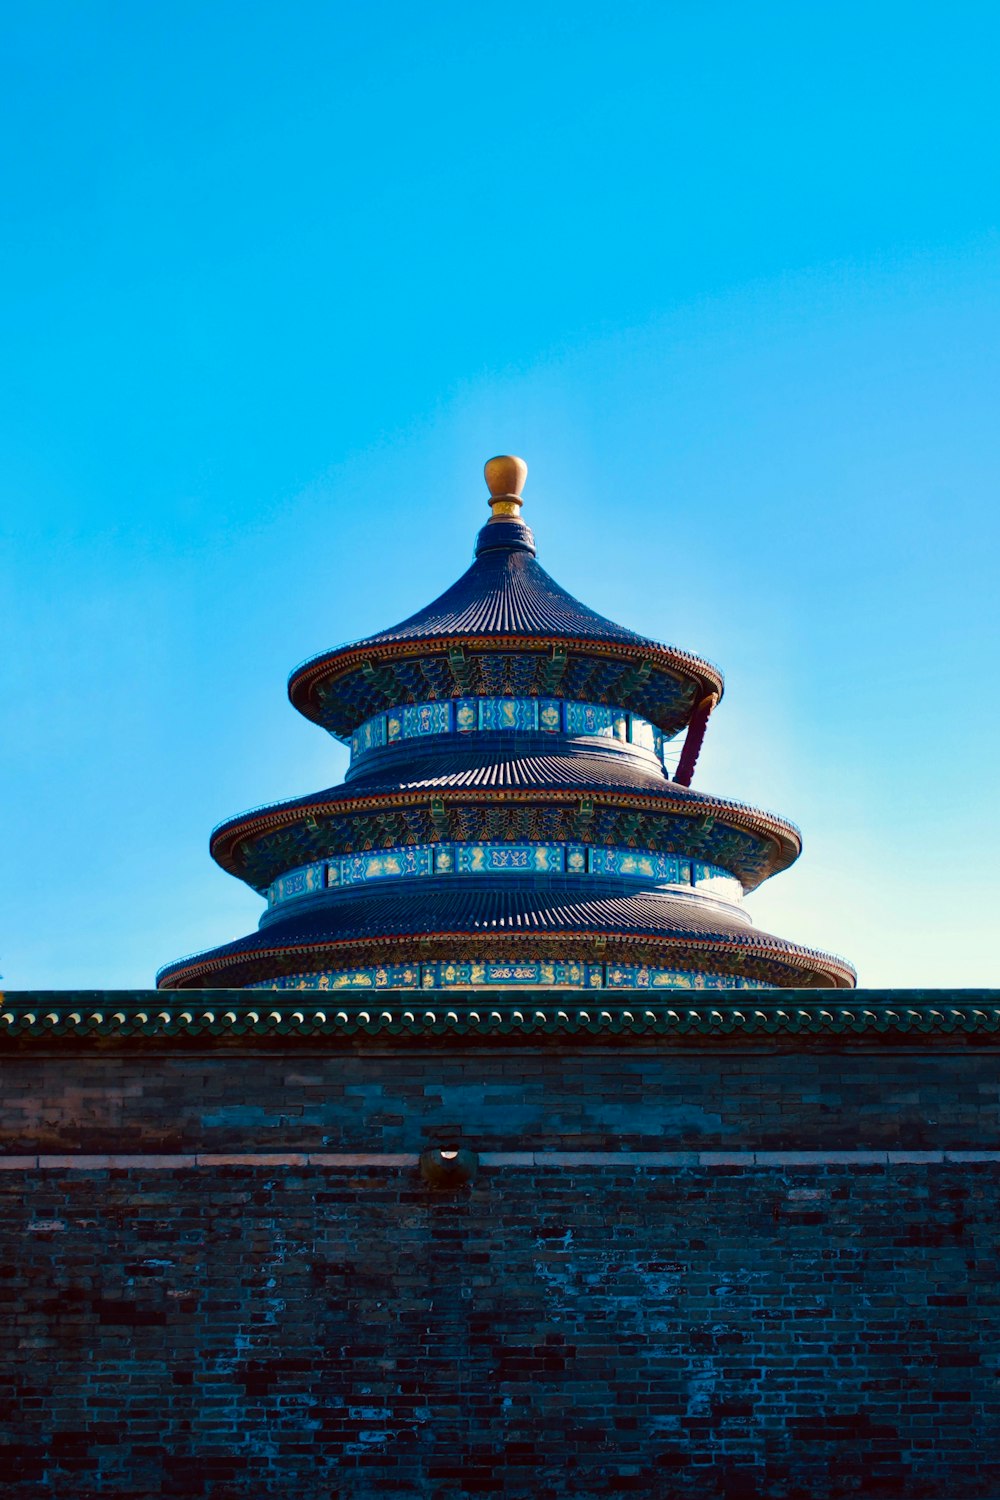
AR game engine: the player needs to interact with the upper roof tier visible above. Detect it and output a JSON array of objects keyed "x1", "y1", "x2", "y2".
[{"x1": 288, "y1": 457, "x2": 723, "y2": 740}]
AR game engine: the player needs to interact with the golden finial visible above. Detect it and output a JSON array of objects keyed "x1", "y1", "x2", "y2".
[{"x1": 484, "y1": 454, "x2": 528, "y2": 520}]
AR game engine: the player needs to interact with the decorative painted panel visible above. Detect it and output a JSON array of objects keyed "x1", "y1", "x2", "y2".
[
  {"x1": 425, "y1": 961, "x2": 599, "y2": 989},
  {"x1": 351, "y1": 714, "x2": 386, "y2": 759},
  {"x1": 481, "y1": 961, "x2": 585, "y2": 987},
  {"x1": 423, "y1": 962, "x2": 480, "y2": 988},
  {"x1": 538, "y1": 698, "x2": 563, "y2": 733},
  {"x1": 564, "y1": 701, "x2": 616, "y2": 738},
  {"x1": 477, "y1": 696, "x2": 538, "y2": 731},
  {"x1": 604, "y1": 965, "x2": 762, "y2": 991},
  {"x1": 261, "y1": 964, "x2": 421, "y2": 991},
  {"x1": 347, "y1": 695, "x2": 672, "y2": 763},
  {"x1": 251, "y1": 963, "x2": 771, "y2": 992},
  {"x1": 455, "y1": 842, "x2": 563, "y2": 874},
  {"x1": 589, "y1": 848, "x2": 688, "y2": 884},
  {"x1": 564, "y1": 844, "x2": 588, "y2": 874},
  {"x1": 331, "y1": 847, "x2": 433, "y2": 887},
  {"x1": 267, "y1": 862, "x2": 326, "y2": 908},
  {"x1": 401, "y1": 701, "x2": 451, "y2": 738},
  {"x1": 270, "y1": 846, "x2": 741, "y2": 907},
  {"x1": 454, "y1": 698, "x2": 479, "y2": 733}
]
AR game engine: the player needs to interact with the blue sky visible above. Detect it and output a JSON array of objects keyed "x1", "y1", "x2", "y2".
[{"x1": 2, "y1": 1, "x2": 998, "y2": 990}]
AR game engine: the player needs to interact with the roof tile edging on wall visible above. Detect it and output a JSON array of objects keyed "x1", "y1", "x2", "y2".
[{"x1": 2, "y1": 989, "x2": 1000, "y2": 1042}]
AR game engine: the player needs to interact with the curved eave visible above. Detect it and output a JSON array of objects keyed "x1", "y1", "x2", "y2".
[
  {"x1": 287, "y1": 631, "x2": 724, "y2": 733},
  {"x1": 209, "y1": 781, "x2": 802, "y2": 892},
  {"x1": 157, "y1": 928, "x2": 854, "y2": 993}
]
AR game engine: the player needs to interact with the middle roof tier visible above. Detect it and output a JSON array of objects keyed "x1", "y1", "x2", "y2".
[{"x1": 210, "y1": 734, "x2": 801, "y2": 896}]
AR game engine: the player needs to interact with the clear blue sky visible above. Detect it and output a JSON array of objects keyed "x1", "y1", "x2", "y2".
[{"x1": 2, "y1": 1, "x2": 998, "y2": 990}]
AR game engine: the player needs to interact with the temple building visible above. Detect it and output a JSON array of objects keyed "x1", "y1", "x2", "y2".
[
  {"x1": 11, "y1": 457, "x2": 1000, "y2": 1500},
  {"x1": 157, "y1": 456, "x2": 853, "y2": 994}
]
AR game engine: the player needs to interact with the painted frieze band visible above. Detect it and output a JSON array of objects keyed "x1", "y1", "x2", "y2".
[
  {"x1": 348, "y1": 696, "x2": 667, "y2": 763},
  {"x1": 249, "y1": 961, "x2": 770, "y2": 992},
  {"x1": 267, "y1": 844, "x2": 743, "y2": 909}
]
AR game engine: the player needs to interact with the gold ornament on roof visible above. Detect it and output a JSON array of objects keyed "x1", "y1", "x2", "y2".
[{"x1": 484, "y1": 454, "x2": 527, "y2": 519}]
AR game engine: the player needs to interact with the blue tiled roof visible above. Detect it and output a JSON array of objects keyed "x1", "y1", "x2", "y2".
[
  {"x1": 344, "y1": 741, "x2": 675, "y2": 794},
  {"x1": 156, "y1": 882, "x2": 853, "y2": 990},
  {"x1": 287, "y1": 528, "x2": 724, "y2": 739},
  {"x1": 208, "y1": 738, "x2": 802, "y2": 898},
  {"x1": 212, "y1": 740, "x2": 798, "y2": 831},
  {"x1": 345, "y1": 547, "x2": 662, "y2": 649}
]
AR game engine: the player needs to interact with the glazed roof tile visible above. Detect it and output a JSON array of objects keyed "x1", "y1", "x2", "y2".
[
  {"x1": 209, "y1": 742, "x2": 802, "y2": 893},
  {"x1": 342, "y1": 548, "x2": 663, "y2": 649},
  {"x1": 346, "y1": 742, "x2": 679, "y2": 794},
  {"x1": 156, "y1": 883, "x2": 853, "y2": 989},
  {"x1": 213, "y1": 743, "x2": 799, "y2": 832},
  {"x1": 236, "y1": 885, "x2": 757, "y2": 945},
  {"x1": 4, "y1": 991, "x2": 997, "y2": 1043},
  {"x1": 287, "y1": 540, "x2": 723, "y2": 736}
]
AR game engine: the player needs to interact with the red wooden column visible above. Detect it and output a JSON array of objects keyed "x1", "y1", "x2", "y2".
[{"x1": 673, "y1": 692, "x2": 719, "y2": 787}]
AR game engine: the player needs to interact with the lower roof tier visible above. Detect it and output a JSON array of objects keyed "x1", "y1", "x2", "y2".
[
  {"x1": 156, "y1": 881, "x2": 855, "y2": 990},
  {"x1": 211, "y1": 740, "x2": 801, "y2": 895}
]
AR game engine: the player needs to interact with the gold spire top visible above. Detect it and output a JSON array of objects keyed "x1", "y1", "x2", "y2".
[{"x1": 484, "y1": 454, "x2": 528, "y2": 520}]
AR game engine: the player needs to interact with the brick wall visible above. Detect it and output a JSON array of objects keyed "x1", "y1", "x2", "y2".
[{"x1": 1, "y1": 989, "x2": 999, "y2": 1498}]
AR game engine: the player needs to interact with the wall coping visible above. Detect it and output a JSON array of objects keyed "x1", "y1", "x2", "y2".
[{"x1": 1, "y1": 988, "x2": 999, "y2": 1047}]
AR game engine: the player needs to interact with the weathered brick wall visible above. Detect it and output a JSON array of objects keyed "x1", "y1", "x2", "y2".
[
  {"x1": 1, "y1": 989, "x2": 999, "y2": 1498},
  {"x1": 3, "y1": 1035, "x2": 1000, "y2": 1156}
]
